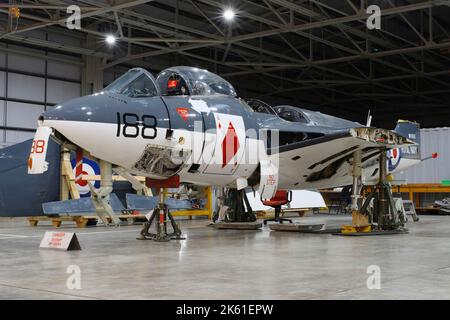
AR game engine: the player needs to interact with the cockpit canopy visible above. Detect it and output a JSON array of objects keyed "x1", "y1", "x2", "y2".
[
  {"x1": 156, "y1": 66, "x2": 236, "y2": 97},
  {"x1": 246, "y1": 99, "x2": 310, "y2": 124},
  {"x1": 274, "y1": 105, "x2": 309, "y2": 123},
  {"x1": 103, "y1": 66, "x2": 236, "y2": 98},
  {"x1": 103, "y1": 68, "x2": 159, "y2": 98}
]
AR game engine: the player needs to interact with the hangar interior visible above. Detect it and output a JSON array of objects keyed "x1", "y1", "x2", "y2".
[{"x1": 1, "y1": 0, "x2": 450, "y2": 300}]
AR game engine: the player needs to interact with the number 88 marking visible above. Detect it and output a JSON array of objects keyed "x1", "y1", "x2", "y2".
[{"x1": 31, "y1": 140, "x2": 46, "y2": 154}]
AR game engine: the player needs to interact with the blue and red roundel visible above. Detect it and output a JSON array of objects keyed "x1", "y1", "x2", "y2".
[
  {"x1": 70, "y1": 157, "x2": 100, "y2": 197},
  {"x1": 388, "y1": 148, "x2": 402, "y2": 171}
]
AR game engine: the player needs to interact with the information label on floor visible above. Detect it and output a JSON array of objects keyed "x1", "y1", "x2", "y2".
[{"x1": 39, "y1": 231, "x2": 81, "y2": 251}]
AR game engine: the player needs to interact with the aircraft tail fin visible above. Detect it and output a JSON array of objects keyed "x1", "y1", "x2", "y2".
[{"x1": 394, "y1": 120, "x2": 421, "y2": 159}]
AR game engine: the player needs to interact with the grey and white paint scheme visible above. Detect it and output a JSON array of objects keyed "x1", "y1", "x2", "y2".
[{"x1": 28, "y1": 66, "x2": 419, "y2": 199}]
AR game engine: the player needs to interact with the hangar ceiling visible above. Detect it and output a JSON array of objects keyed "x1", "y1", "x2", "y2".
[{"x1": 1, "y1": 0, "x2": 450, "y2": 128}]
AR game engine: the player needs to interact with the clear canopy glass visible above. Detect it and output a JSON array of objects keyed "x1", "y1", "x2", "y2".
[
  {"x1": 120, "y1": 74, "x2": 158, "y2": 98},
  {"x1": 103, "y1": 69, "x2": 142, "y2": 93},
  {"x1": 103, "y1": 68, "x2": 158, "y2": 98},
  {"x1": 103, "y1": 66, "x2": 236, "y2": 98},
  {"x1": 156, "y1": 66, "x2": 237, "y2": 97}
]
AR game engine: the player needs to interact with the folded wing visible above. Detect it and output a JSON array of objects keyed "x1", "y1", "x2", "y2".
[{"x1": 274, "y1": 127, "x2": 413, "y2": 190}]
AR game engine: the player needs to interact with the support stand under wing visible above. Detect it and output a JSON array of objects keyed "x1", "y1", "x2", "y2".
[
  {"x1": 359, "y1": 148, "x2": 407, "y2": 231},
  {"x1": 224, "y1": 189, "x2": 256, "y2": 223},
  {"x1": 340, "y1": 147, "x2": 407, "y2": 235},
  {"x1": 89, "y1": 160, "x2": 121, "y2": 226},
  {"x1": 213, "y1": 189, "x2": 262, "y2": 230}
]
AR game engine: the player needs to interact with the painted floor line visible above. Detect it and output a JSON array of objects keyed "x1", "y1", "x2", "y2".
[
  {"x1": 0, "y1": 233, "x2": 30, "y2": 238},
  {"x1": 0, "y1": 222, "x2": 210, "y2": 240},
  {"x1": 0, "y1": 283, "x2": 102, "y2": 300}
]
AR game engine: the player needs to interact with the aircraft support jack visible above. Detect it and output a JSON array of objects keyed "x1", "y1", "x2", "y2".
[
  {"x1": 138, "y1": 189, "x2": 185, "y2": 242},
  {"x1": 339, "y1": 148, "x2": 407, "y2": 235},
  {"x1": 360, "y1": 148, "x2": 407, "y2": 231},
  {"x1": 224, "y1": 189, "x2": 257, "y2": 222},
  {"x1": 213, "y1": 189, "x2": 262, "y2": 230}
]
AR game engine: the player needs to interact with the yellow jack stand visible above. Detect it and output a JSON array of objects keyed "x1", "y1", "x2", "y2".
[
  {"x1": 336, "y1": 147, "x2": 408, "y2": 236},
  {"x1": 341, "y1": 211, "x2": 372, "y2": 234}
]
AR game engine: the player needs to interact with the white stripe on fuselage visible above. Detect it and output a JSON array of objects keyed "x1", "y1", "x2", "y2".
[
  {"x1": 43, "y1": 119, "x2": 260, "y2": 186},
  {"x1": 42, "y1": 119, "x2": 421, "y2": 189},
  {"x1": 45, "y1": 120, "x2": 167, "y2": 173}
]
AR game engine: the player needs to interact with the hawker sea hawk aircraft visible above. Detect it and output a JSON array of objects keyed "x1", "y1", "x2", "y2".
[{"x1": 28, "y1": 66, "x2": 418, "y2": 200}]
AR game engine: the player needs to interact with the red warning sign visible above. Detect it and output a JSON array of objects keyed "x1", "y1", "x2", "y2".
[{"x1": 40, "y1": 231, "x2": 81, "y2": 251}]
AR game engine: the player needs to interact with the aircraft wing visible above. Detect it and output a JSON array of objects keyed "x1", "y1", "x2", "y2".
[{"x1": 272, "y1": 127, "x2": 413, "y2": 190}]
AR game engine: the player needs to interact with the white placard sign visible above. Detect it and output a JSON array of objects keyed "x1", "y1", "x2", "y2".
[{"x1": 39, "y1": 231, "x2": 81, "y2": 251}]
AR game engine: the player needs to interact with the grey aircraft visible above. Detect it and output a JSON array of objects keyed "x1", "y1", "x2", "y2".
[{"x1": 28, "y1": 66, "x2": 418, "y2": 200}]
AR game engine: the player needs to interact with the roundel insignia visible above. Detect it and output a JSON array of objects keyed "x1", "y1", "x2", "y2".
[
  {"x1": 388, "y1": 148, "x2": 402, "y2": 171},
  {"x1": 71, "y1": 157, "x2": 100, "y2": 197}
]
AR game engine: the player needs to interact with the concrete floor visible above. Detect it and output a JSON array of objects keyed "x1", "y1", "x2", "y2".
[{"x1": 1, "y1": 214, "x2": 450, "y2": 300}]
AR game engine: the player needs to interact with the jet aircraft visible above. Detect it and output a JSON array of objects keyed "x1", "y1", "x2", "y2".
[{"x1": 28, "y1": 66, "x2": 417, "y2": 200}]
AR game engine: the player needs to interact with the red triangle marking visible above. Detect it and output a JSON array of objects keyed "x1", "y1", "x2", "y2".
[{"x1": 221, "y1": 121, "x2": 240, "y2": 168}]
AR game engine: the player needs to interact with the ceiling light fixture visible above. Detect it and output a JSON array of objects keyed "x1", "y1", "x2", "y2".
[
  {"x1": 223, "y1": 8, "x2": 235, "y2": 21},
  {"x1": 106, "y1": 34, "x2": 117, "y2": 45}
]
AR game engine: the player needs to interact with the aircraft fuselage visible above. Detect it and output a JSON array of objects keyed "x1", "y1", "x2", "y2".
[{"x1": 30, "y1": 67, "x2": 417, "y2": 196}]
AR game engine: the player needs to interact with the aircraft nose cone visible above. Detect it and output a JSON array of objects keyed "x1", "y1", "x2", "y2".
[
  {"x1": 40, "y1": 93, "x2": 118, "y2": 127},
  {"x1": 40, "y1": 96, "x2": 98, "y2": 124},
  {"x1": 42, "y1": 104, "x2": 64, "y2": 122}
]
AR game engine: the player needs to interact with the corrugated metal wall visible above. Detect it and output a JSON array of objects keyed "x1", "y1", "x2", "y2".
[
  {"x1": 0, "y1": 32, "x2": 82, "y2": 147},
  {"x1": 395, "y1": 127, "x2": 450, "y2": 183}
]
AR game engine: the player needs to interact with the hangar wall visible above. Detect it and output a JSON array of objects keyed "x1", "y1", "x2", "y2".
[
  {"x1": 394, "y1": 127, "x2": 450, "y2": 184},
  {"x1": 0, "y1": 34, "x2": 82, "y2": 147}
]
